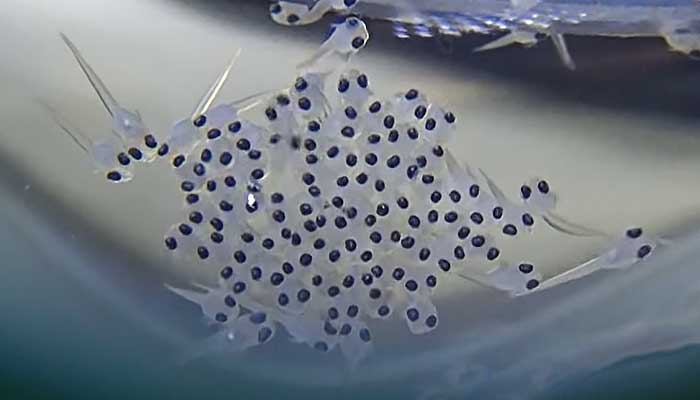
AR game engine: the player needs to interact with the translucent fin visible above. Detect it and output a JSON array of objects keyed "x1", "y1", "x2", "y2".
[
  {"x1": 176, "y1": 329, "x2": 230, "y2": 366},
  {"x1": 297, "y1": 47, "x2": 339, "y2": 72},
  {"x1": 473, "y1": 30, "x2": 538, "y2": 52},
  {"x1": 534, "y1": 256, "x2": 605, "y2": 292},
  {"x1": 478, "y1": 168, "x2": 511, "y2": 205},
  {"x1": 192, "y1": 49, "x2": 242, "y2": 119},
  {"x1": 454, "y1": 271, "x2": 504, "y2": 292},
  {"x1": 542, "y1": 212, "x2": 607, "y2": 238},
  {"x1": 37, "y1": 99, "x2": 90, "y2": 153},
  {"x1": 550, "y1": 32, "x2": 576, "y2": 71},
  {"x1": 444, "y1": 149, "x2": 479, "y2": 187},
  {"x1": 165, "y1": 283, "x2": 210, "y2": 305},
  {"x1": 510, "y1": 0, "x2": 539, "y2": 14},
  {"x1": 60, "y1": 33, "x2": 119, "y2": 117},
  {"x1": 230, "y1": 90, "x2": 276, "y2": 112}
]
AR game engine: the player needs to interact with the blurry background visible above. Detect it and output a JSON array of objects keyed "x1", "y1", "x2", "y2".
[{"x1": 1, "y1": 0, "x2": 700, "y2": 398}]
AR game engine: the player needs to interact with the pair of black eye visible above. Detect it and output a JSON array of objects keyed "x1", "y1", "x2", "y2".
[
  {"x1": 521, "y1": 180, "x2": 550, "y2": 198},
  {"x1": 338, "y1": 73, "x2": 368, "y2": 92}
]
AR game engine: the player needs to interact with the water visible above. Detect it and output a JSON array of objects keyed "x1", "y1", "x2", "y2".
[{"x1": 1, "y1": 0, "x2": 700, "y2": 399}]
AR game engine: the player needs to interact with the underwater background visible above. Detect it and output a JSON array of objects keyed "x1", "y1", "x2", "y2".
[{"x1": 2, "y1": 0, "x2": 700, "y2": 399}]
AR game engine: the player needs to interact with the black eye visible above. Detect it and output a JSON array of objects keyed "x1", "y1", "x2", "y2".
[
  {"x1": 388, "y1": 130, "x2": 399, "y2": 142},
  {"x1": 144, "y1": 134, "x2": 158, "y2": 148},
  {"x1": 637, "y1": 244, "x2": 652, "y2": 258},
  {"x1": 383, "y1": 115, "x2": 395, "y2": 129},
  {"x1": 406, "y1": 308, "x2": 419, "y2": 321},
  {"x1": 117, "y1": 152, "x2": 130, "y2": 166},
  {"x1": 128, "y1": 147, "x2": 142, "y2": 160},
  {"x1": 387, "y1": 155, "x2": 400, "y2": 168},
  {"x1": 357, "y1": 73, "x2": 368, "y2": 88},
  {"x1": 276, "y1": 94, "x2": 290, "y2": 106},
  {"x1": 338, "y1": 78, "x2": 350, "y2": 93},
  {"x1": 503, "y1": 224, "x2": 518, "y2": 236},
  {"x1": 200, "y1": 149, "x2": 212, "y2": 162},
  {"x1": 157, "y1": 143, "x2": 169, "y2": 157},
  {"x1": 326, "y1": 146, "x2": 339, "y2": 158},
  {"x1": 526, "y1": 279, "x2": 540, "y2": 290},
  {"x1": 414, "y1": 105, "x2": 427, "y2": 119},
  {"x1": 537, "y1": 180, "x2": 550, "y2": 194},
  {"x1": 298, "y1": 97, "x2": 311, "y2": 110},
  {"x1": 265, "y1": 107, "x2": 277, "y2": 121},
  {"x1": 345, "y1": 106, "x2": 357, "y2": 119},
  {"x1": 345, "y1": 154, "x2": 357, "y2": 167},
  {"x1": 193, "y1": 163, "x2": 206, "y2": 176},
  {"x1": 197, "y1": 247, "x2": 209, "y2": 260},
  {"x1": 294, "y1": 77, "x2": 308, "y2": 92},
  {"x1": 367, "y1": 134, "x2": 381, "y2": 144},
  {"x1": 626, "y1": 228, "x2": 643, "y2": 239},
  {"x1": 492, "y1": 207, "x2": 503, "y2": 219},
  {"x1": 520, "y1": 185, "x2": 532, "y2": 199},
  {"x1": 286, "y1": 14, "x2": 300, "y2": 24},
  {"x1": 469, "y1": 184, "x2": 480, "y2": 198},
  {"x1": 405, "y1": 89, "x2": 418, "y2": 100},
  {"x1": 236, "y1": 138, "x2": 251, "y2": 151},
  {"x1": 308, "y1": 120, "x2": 321, "y2": 132},
  {"x1": 457, "y1": 226, "x2": 470, "y2": 239},
  {"x1": 396, "y1": 196, "x2": 409, "y2": 209},
  {"x1": 486, "y1": 247, "x2": 500, "y2": 261},
  {"x1": 228, "y1": 121, "x2": 241, "y2": 133},
  {"x1": 471, "y1": 235, "x2": 485, "y2": 248},
  {"x1": 290, "y1": 136, "x2": 301, "y2": 150},
  {"x1": 219, "y1": 152, "x2": 232, "y2": 165},
  {"x1": 341, "y1": 126, "x2": 355, "y2": 138},
  {"x1": 518, "y1": 263, "x2": 534, "y2": 274},
  {"x1": 406, "y1": 165, "x2": 419, "y2": 180},
  {"x1": 193, "y1": 115, "x2": 206, "y2": 127},
  {"x1": 469, "y1": 212, "x2": 483, "y2": 224},
  {"x1": 164, "y1": 237, "x2": 177, "y2": 250},
  {"x1": 364, "y1": 153, "x2": 377, "y2": 166}
]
